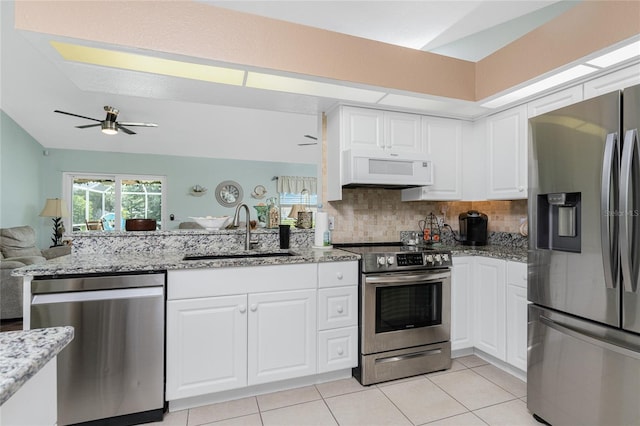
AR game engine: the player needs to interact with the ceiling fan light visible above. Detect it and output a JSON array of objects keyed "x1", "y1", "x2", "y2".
[{"x1": 101, "y1": 121, "x2": 117, "y2": 135}]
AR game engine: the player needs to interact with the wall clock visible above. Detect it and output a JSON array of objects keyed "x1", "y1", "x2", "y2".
[{"x1": 215, "y1": 180, "x2": 243, "y2": 207}]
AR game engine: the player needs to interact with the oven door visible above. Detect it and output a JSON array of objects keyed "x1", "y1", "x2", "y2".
[{"x1": 361, "y1": 269, "x2": 451, "y2": 354}]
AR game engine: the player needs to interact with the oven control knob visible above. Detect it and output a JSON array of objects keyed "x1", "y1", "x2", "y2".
[
  {"x1": 435, "y1": 254, "x2": 442, "y2": 264},
  {"x1": 426, "y1": 254, "x2": 434, "y2": 264},
  {"x1": 443, "y1": 253, "x2": 450, "y2": 262},
  {"x1": 377, "y1": 256, "x2": 387, "y2": 267},
  {"x1": 387, "y1": 256, "x2": 395, "y2": 265}
]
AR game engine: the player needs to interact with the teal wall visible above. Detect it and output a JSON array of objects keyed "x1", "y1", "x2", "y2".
[
  {"x1": 2, "y1": 110, "x2": 315, "y2": 248},
  {"x1": 0, "y1": 111, "x2": 44, "y2": 232}
]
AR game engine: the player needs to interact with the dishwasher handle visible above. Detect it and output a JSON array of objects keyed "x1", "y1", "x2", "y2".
[{"x1": 32, "y1": 287, "x2": 164, "y2": 305}]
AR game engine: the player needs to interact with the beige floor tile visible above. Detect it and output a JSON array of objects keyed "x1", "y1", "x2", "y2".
[
  {"x1": 429, "y1": 370, "x2": 515, "y2": 411},
  {"x1": 472, "y1": 364, "x2": 527, "y2": 398},
  {"x1": 315, "y1": 377, "x2": 367, "y2": 398},
  {"x1": 375, "y1": 374, "x2": 423, "y2": 388},
  {"x1": 426, "y1": 359, "x2": 468, "y2": 377},
  {"x1": 205, "y1": 413, "x2": 263, "y2": 426},
  {"x1": 424, "y1": 412, "x2": 488, "y2": 426},
  {"x1": 325, "y1": 388, "x2": 412, "y2": 426},
  {"x1": 188, "y1": 397, "x2": 259, "y2": 426},
  {"x1": 261, "y1": 400, "x2": 337, "y2": 426},
  {"x1": 379, "y1": 377, "x2": 468, "y2": 424},
  {"x1": 455, "y1": 355, "x2": 489, "y2": 368},
  {"x1": 256, "y1": 385, "x2": 321, "y2": 411},
  {"x1": 473, "y1": 399, "x2": 539, "y2": 426},
  {"x1": 152, "y1": 410, "x2": 188, "y2": 425}
]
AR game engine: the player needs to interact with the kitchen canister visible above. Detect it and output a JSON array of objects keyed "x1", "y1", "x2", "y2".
[{"x1": 297, "y1": 211, "x2": 313, "y2": 229}]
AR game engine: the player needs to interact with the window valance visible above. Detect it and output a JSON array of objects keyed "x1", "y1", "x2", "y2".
[{"x1": 276, "y1": 176, "x2": 317, "y2": 195}]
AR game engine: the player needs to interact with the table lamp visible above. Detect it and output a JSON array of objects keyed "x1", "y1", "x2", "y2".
[{"x1": 39, "y1": 198, "x2": 69, "y2": 247}]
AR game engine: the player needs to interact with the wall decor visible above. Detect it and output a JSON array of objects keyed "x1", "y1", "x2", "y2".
[{"x1": 215, "y1": 180, "x2": 243, "y2": 207}]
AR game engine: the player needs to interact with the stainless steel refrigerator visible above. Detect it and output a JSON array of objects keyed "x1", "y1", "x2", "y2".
[{"x1": 528, "y1": 84, "x2": 640, "y2": 425}]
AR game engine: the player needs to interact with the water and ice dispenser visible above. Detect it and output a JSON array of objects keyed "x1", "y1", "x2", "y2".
[{"x1": 537, "y1": 192, "x2": 581, "y2": 253}]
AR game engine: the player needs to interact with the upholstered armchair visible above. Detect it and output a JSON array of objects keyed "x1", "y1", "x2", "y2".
[{"x1": 0, "y1": 226, "x2": 71, "y2": 319}]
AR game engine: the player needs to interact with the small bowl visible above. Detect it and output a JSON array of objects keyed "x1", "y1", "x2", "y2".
[
  {"x1": 125, "y1": 219, "x2": 157, "y2": 231},
  {"x1": 189, "y1": 216, "x2": 232, "y2": 230}
]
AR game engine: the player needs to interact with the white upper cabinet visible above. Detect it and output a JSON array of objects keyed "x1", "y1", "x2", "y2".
[
  {"x1": 485, "y1": 104, "x2": 528, "y2": 200},
  {"x1": 342, "y1": 107, "x2": 384, "y2": 150},
  {"x1": 583, "y1": 63, "x2": 640, "y2": 100},
  {"x1": 340, "y1": 106, "x2": 422, "y2": 154},
  {"x1": 401, "y1": 116, "x2": 463, "y2": 201},
  {"x1": 527, "y1": 86, "x2": 584, "y2": 118},
  {"x1": 383, "y1": 111, "x2": 423, "y2": 154}
]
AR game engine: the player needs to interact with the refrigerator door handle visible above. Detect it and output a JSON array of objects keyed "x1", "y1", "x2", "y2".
[
  {"x1": 601, "y1": 132, "x2": 619, "y2": 289},
  {"x1": 620, "y1": 128, "x2": 639, "y2": 293},
  {"x1": 540, "y1": 315, "x2": 640, "y2": 360}
]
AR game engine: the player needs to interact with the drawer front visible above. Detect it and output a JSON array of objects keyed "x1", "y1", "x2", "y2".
[
  {"x1": 507, "y1": 261, "x2": 527, "y2": 289},
  {"x1": 318, "y1": 261, "x2": 358, "y2": 288},
  {"x1": 318, "y1": 326, "x2": 358, "y2": 373},
  {"x1": 318, "y1": 286, "x2": 358, "y2": 330}
]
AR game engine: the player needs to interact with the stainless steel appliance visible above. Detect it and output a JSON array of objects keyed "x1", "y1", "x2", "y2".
[
  {"x1": 30, "y1": 272, "x2": 166, "y2": 425},
  {"x1": 528, "y1": 84, "x2": 640, "y2": 425},
  {"x1": 458, "y1": 210, "x2": 488, "y2": 246},
  {"x1": 336, "y1": 243, "x2": 452, "y2": 385}
]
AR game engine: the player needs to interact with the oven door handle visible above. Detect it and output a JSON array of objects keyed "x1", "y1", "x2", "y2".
[{"x1": 365, "y1": 271, "x2": 450, "y2": 285}]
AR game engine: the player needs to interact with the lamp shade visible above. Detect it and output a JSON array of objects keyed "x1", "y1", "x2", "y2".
[
  {"x1": 288, "y1": 204, "x2": 304, "y2": 219},
  {"x1": 39, "y1": 198, "x2": 69, "y2": 218}
]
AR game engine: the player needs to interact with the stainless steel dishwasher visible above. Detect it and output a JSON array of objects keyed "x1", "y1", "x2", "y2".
[{"x1": 30, "y1": 272, "x2": 165, "y2": 425}]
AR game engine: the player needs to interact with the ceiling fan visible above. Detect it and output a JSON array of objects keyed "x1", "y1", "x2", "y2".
[
  {"x1": 297, "y1": 134, "x2": 318, "y2": 146},
  {"x1": 54, "y1": 106, "x2": 158, "y2": 135}
]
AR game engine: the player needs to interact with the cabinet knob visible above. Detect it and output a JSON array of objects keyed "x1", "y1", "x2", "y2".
[
  {"x1": 250, "y1": 304, "x2": 258, "y2": 312},
  {"x1": 337, "y1": 347, "x2": 344, "y2": 356},
  {"x1": 519, "y1": 186, "x2": 525, "y2": 192},
  {"x1": 336, "y1": 272, "x2": 343, "y2": 280},
  {"x1": 336, "y1": 305, "x2": 344, "y2": 314},
  {"x1": 239, "y1": 305, "x2": 247, "y2": 313}
]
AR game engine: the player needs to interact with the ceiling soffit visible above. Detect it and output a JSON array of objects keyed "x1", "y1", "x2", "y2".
[{"x1": 14, "y1": 1, "x2": 640, "y2": 104}]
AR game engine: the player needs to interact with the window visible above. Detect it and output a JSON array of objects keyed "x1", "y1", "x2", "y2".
[
  {"x1": 63, "y1": 173, "x2": 166, "y2": 231},
  {"x1": 276, "y1": 176, "x2": 318, "y2": 226}
]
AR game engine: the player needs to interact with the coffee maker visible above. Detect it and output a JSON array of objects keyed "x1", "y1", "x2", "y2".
[{"x1": 458, "y1": 210, "x2": 488, "y2": 246}]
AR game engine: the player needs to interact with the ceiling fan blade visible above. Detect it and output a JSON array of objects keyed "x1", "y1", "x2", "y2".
[
  {"x1": 76, "y1": 123, "x2": 102, "y2": 129},
  {"x1": 297, "y1": 142, "x2": 318, "y2": 146},
  {"x1": 118, "y1": 122, "x2": 158, "y2": 127},
  {"x1": 54, "y1": 110, "x2": 102, "y2": 122},
  {"x1": 117, "y1": 124, "x2": 136, "y2": 135}
]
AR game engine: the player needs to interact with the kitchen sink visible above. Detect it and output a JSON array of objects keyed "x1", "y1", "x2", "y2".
[{"x1": 182, "y1": 252, "x2": 294, "y2": 261}]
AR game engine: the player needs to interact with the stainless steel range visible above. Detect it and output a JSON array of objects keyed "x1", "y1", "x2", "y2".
[{"x1": 336, "y1": 243, "x2": 452, "y2": 385}]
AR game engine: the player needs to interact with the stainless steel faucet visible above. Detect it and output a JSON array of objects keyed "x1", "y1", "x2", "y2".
[{"x1": 232, "y1": 203, "x2": 256, "y2": 250}]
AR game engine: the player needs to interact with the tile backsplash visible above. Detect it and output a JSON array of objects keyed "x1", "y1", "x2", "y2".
[{"x1": 324, "y1": 187, "x2": 527, "y2": 243}]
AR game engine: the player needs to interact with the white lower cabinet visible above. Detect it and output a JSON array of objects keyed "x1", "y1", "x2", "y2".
[
  {"x1": 166, "y1": 295, "x2": 247, "y2": 399},
  {"x1": 474, "y1": 257, "x2": 507, "y2": 359},
  {"x1": 317, "y1": 262, "x2": 359, "y2": 373},
  {"x1": 452, "y1": 256, "x2": 527, "y2": 372},
  {"x1": 506, "y1": 261, "x2": 529, "y2": 371},
  {"x1": 451, "y1": 256, "x2": 475, "y2": 350},
  {"x1": 248, "y1": 289, "x2": 317, "y2": 385},
  {"x1": 166, "y1": 261, "x2": 358, "y2": 402}
]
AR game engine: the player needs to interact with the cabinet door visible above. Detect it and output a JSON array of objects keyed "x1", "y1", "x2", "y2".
[
  {"x1": 506, "y1": 284, "x2": 528, "y2": 371},
  {"x1": 474, "y1": 258, "x2": 506, "y2": 360},
  {"x1": 486, "y1": 105, "x2": 527, "y2": 200},
  {"x1": 166, "y1": 295, "x2": 247, "y2": 400},
  {"x1": 248, "y1": 289, "x2": 317, "y2": 385},
  {"x1": 342, "y1": 106, "x2": 384, "y2": 150},
  {"x1": 451, "y1": 257, "x2": 475, "y2": 351},
  {"x1": 506, "y1": 261, "x2": 528, "y2": 371},
  {"x1": 318, "y1": 326, "x2": 358, "y2": 373},
  {"x1": 384, "y1": 111, "x2": 422, "y2": 153},
  {"x1": 422, "y1": 116, "x2": 463, "y2": 200}
]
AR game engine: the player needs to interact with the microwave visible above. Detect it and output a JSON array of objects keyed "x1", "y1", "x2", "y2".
[{"x1": 341, "y1": 149, "x2": 433, "y2": 188}]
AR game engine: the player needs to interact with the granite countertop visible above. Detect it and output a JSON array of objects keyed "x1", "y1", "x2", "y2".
[
  {"x1": 447, "y1": 244, "x2": 527, "y2": 263},
  {"x1": 0, "y1": 327, "x2": 74, "y2": 405},
  {"x1": 13, "y1": 248, "x2": 360, "y2": 277}
]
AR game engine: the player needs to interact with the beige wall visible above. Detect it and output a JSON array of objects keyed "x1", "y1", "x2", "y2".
[{"x1": 15, "y1": 1, "x2": 639, "y2": 102}]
